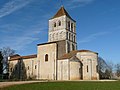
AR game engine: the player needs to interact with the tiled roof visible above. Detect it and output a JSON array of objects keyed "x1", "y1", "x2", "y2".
[
  {"x1": 58, "y1": 50, "x2": 77, "y2": 60},
  {"x1": 37, "y1": 40, "x2": 65, "y2": 46},
  {"x1": 58, "y1": 50, "x2": 98, "y2": 60},
  {"x1": 52, "y1": 6, "x2": 75, "y2": 21},
  {"x1": 9, "y1": 54, "x2": 37, "y2": 61}
]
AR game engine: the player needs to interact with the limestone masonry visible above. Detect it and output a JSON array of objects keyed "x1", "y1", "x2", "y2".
[{"x1": 8, "y1": 6, "x2": 99, "y2": 80}]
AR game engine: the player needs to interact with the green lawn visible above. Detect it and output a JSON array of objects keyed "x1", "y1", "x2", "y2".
[{"x1": 2, "y1": 81, "x2": 120, "y2": 90}]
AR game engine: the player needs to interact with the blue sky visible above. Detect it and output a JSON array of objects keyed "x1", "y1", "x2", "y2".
[{"x1": 0, "y1": 0, "x2": 120, "y2": 63}]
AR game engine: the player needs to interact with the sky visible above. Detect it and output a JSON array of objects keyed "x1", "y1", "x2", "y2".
[{"x1": 0, "y1": 0, "x2": 120, "y2": 64}]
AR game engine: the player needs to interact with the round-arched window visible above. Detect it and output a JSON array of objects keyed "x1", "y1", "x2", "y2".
[
  {"x1": 58, "y1": 21, "x2": 61, "y2": 26},
  {"x1": 54, "y1": 22, "x2": 56, "y2": 27},
  {"x1": 45, "y1": 54, "x2": 48, "y2": 62}
]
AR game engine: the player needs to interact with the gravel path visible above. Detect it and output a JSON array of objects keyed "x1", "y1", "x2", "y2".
[{"x1": 0, "y1": 81, "x2": 45, "y2": 88}]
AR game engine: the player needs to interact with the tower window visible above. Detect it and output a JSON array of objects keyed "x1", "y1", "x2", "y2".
[
  {"x1": 22, "y1": 66, "x2": 24, "y2": 70},
  {"x1": 35, "y1": 65, "x2": 37, "y2": 69},
  {"x1": 68, "y1": 21, "x2": 70, "y2": 30},
  {"x1": 69, "y1": 33, "x2": 71, "y2": 40},
  {"x1": 28, "y1": 66, "x2": 29, "y2": 70},
  {"x1": 74, "y1": 36, "x2": 75, "y2": 42},
  {"x1": 72, "y1": 44, "x2": 75, "y2": 50},
  {"x1": 67, "y1": 42, "x2": 70, "y2": 53},
  {"x1": 10, "y1": 68, "x2": 12, "y2": 72},
  {"x1": 54, "y1": 22, "x2": 56, "y2": 27},
  {"x1": 87, "y1": 65, "x2": 88, "y2": 72},
  {"x1": 15, "y1": 66, "x2": 17, "y2": 70},
  {"x1": 66, "y1": 32, "x2": 68, "y2": 39},
  {"x1": 71, "y1": 23, "x2": 73, "y2": 32},
  {"x1": 58, "y1": 21, "x2": 61, "y2": 26},
  {"x1": 45, "y1": 54, "x2": 48, "y2": 62},
  {"x1": 71, "y1": 34, "x2": 73, "y2": 41}
]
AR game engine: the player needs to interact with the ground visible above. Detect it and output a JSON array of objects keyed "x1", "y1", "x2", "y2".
[{"x1": 0, "y1": 80, "x2": 120, "y2": 90}]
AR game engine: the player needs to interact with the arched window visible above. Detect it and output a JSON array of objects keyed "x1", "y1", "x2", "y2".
[
  {"x1": 71, "y1": 23, "x2": 73, "y2": 32},
  {"x1": 35, "y1": 65, "x2": 37, "y2": 69},
  {"x1": 87, "y1": 65, "x2": 88, "y2": 72},
  {"x1": 71, "y1": 34, "x2": 73, "y2": 41},
  {"x1": 66, "y1": 32, "x2": 68, "y2": 39},
  {"x1": 68, "y1": 21, "x2": 70, "y2": 30},
  {"x1": 10, "y1": 68, "x2": 12, "y2": 72},
  {"x1": 54, "y1": 22, "x2": 56, "y2": 27},
  {"x1": 45, "y1": 54, "x2": 48, "y2": 62},
  {"x1": 58, "y1": 21, "x2": 61, "y2": 26},
  {"x1": 28, "y1": 66, "x2": 29, "y2": 70},
  {"x1": 74, "y1": 36, "x2": 75, "y2": 42},
  {"x1": 69, "y1": 33, "x2": 71, "y2": 40},
  {"x1": 72, "y1": 44, "x2": 75, "y2": 50},
  {"x1": 67, "y1": 42, "x2": 70, "y2": 53}
]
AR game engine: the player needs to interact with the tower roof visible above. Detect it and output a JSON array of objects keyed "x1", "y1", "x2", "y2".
[{"x1": 52, "y1": 6, "x2": 75, "y2": 21}]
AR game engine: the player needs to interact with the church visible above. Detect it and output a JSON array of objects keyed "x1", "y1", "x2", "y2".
[{"x1": 8, "y1": 6, "x2": 99, "y2": 80}]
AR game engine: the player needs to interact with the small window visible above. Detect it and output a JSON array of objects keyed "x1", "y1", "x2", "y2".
[
  {"x1": 74, "y1": 36, "x2": 75, "y2": 42},
  {"x1": 15, "y1": 66, "x2": 17, "y2": 70},
  {"x1": 10, "y1": 68, "x2": 12, "y2": 72},
  {"x1": 22, "y1": 66, "x2": 24, "y2": 70},
  {"x1": 45, "y1": 54, "x2": 48, "y2": 62},
  {"x1": 69, "y1": 33, "x2": 71, "y2": 40},
  {"x1": 54, "y1": 23, "x2": 56, "y2": 27},
  {"x1": 66, "y1": 32, "x2": 68, "y2": 39},
  {"x1": 87, "y1": 65, "x2": 88, "y2": 72},
  {"x1": 67, "y1": 42, "x2": 70, "y2": 53},
  {"x1": 35, "y1": 65, "x2": 37, "y2": 69},
  {"x1": 72, "y1": 44, "x2": 75, "y2": 50},
  {"x1": 58, "y1": 21, "x2": 61, "y2": 26},
  {"x1": 28, "y1": 66, "x2": 29, "y2": 70},
  {"x1": 71, "y1": 23, "x2": 73, "y2": 32},
  {"x1": 68, "y1": 21, "x2": 70, "y2": 30}
]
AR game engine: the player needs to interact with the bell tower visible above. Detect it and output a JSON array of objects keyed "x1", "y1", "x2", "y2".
[{"x1": 48, "y1": 6, "x2": 77, "y2": 53}]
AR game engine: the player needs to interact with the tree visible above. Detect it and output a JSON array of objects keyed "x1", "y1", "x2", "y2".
[
  {"x1": 115, "y1": 63, "x2": 120, "y2": 77},
  {"x1": 1, "y1": 47, "x2": 15, "y2": 74},
  {"x1": 98, "y1": 57, "x2": 114, "y2": 79},
  {"x1": 107, "y1": 61, "x2": 114, "y2": 79},
  {"x1": 0, "y1": 51, "x2": 3, "y2": 74},
  {"x1": 98, "y1": 57, "x2": 108, "y2": 79}
]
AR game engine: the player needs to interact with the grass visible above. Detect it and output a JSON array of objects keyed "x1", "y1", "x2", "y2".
[{"x1": 2, "y1": 81, "x2": 120, "y2": 90}]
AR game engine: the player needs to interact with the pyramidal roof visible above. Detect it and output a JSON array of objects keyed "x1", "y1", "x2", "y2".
[{"x1": 52, "y1": 6, "x2": 74, "y2": 21}]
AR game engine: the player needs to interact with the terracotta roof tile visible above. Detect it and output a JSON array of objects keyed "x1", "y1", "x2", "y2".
[
  {"x1": 58, "y1": 50, "x2": 98, "y2": 60},
  {"x1": 9, "y1": 54, "x2": 37, "y2": 61}
]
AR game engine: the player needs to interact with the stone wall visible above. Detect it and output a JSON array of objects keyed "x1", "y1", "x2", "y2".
[
  {"x1": 56, "y1": 40, "x2": 66, "y2": 59},
  {"x1": 9, "y1": 57, "x2": 37, "y2": 80},
  {"x1": 37, "y1": 43, "x2": 57, "y2": 80},
  {"x1": 57, "y1": 59, "x2": 69, "y2": 80},
  {"x1": 76, "y1": 52, "x2": 99, "y2": 80},
  {"x1": 57, "y1": 58, "x2": 81, "y2": 80}
]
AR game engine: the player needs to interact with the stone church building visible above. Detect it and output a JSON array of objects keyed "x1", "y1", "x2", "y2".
[{"x1": 8, "y1": 6, "x2": 99, "y2": 80}]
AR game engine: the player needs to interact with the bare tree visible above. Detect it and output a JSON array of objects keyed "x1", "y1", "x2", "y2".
[
  {"x1": 115, "y1": 63, "x2": 120, "y2": 77},
  {"x1": 98, "y1": 57, "x2": 114, "y2": 79},
  {"x1": 98, "y1": 57, "x2": 108, "y2": 79},
  {"x1": 1, "y1": 47, "x2": 15, "y2": 74},
  {"x1": 0, "y1": 51, "x2": 3, "y2": 74},
  {"x1": 106, "y1": 61, "x2": 114, "y2": 79}
]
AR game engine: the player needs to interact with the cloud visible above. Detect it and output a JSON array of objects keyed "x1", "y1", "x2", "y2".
[
  {"x1": 66, "y1": 0, "x2": 95, "y2": 9},
  {"x1": 0, "y1": 0, "x2": 33, "y2": 18},
  {"x1": 78, "y1": 32, "x2": 110, "y2": 43},
  {"x1": 0, "y1": 18, "x2": 48, "y2": 51}
]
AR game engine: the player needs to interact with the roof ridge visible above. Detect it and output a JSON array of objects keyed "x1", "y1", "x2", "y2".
[{"x1": 52, "y1": 6, "x2": 73, "y2": 20}]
